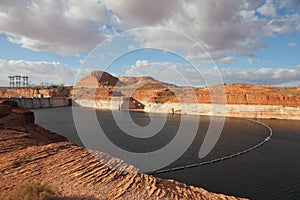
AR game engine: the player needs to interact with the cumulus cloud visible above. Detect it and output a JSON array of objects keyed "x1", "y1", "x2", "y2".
[
  {"x1": 278, "y1": 0, "x2": 300, "y2": 10},
  {"x1": 266, "y1": 13, "x2": 300, "y2": 35},
  {"x1": 100, "y1": 0, "x2": 182, "y2": 25},
  {"x1": 248, "y1": 58, "x2": 254, "y2": 65},
  {"x1": 102, "y1": 0, "x2": 299, "y2": 61},
  {"x1": 288, "y1": 42, "x2": 297, "y2": 47},
  {"x1": 257, "y1": 0, "x2": 277, "y2": 17},
  {"x1": 0, "y1": 0, "x2": 299, "y2": 63},
  {"x1": 219, "y1": 57, "x2": 236, "y2": 64},
  {"x1": 124, "y1": 60, "x2": 300, "y2": 87},
  {"x1": 123, "y1": 60, "x2": 208, "y2": 86},
  {"x1": 243, "y1": 0, "x2": 264, "y2": 9},
  {"x1": 0, "y1": 0, "x2": 119, "y2": 55},
  {"x1": 220, "y1": 66, "x2": 300, "y2": 86},
  {"x1": 0, "y1": 60, "x2": 77, "y2": 86}
]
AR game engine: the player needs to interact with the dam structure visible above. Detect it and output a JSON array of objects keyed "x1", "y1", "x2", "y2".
[
  {"x1": 0, "y1": 97, "x2": 70, "y2": 109},
  {"x1": 0, "y1": 84, "x2": 71, "y2": 109}
]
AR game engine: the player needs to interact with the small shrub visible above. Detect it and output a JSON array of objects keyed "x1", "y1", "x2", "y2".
[{"x1": 3, "y1": 182, "x2": 57, "y2": 200}]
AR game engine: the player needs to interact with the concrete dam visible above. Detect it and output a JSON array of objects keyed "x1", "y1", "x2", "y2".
[{"x1": 0, "y1": 97, "x2": 71, "y2": 109}]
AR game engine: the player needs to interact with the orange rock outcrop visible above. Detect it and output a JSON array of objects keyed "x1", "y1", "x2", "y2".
[{"x1": 74, "y1": 71, "x2": 300, "y2": 107}]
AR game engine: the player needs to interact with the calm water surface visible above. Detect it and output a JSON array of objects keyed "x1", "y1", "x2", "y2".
[{"x1": 33, "y1": 107, "x2": 300, "y2": 200}]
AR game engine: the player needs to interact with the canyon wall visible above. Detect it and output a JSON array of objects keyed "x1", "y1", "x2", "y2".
[
  {"x1": 143, "y1": 103, "x2": 300, "y2": 120},
  {"x1": 130, "y1": 84, "x2": 300, "y2": 106},
  {"x1": 135, "y1": 84, "x2": 300, "y2": 120},
  {"x1": 78, "y1": 99, "x2": 300, "y2": 120},
  {"x1": 73, "y1": 71, "x2": 300, "y2": 120},
  {"x1": 74, "y1": 99, "x2": 121, "y2": 110},
  {"x1": 74, "y1": 97, "x2": 144, "y2": 110}
]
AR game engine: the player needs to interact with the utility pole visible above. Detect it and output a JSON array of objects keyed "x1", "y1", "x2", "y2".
[
  {"x1": 8, "y1": 76, "x2": 15, "y2": 88},
  {"x1": 15, "y1": 75, "x2": 21, "y2": 87},
  {"x1": 8, "y1": 75, "x2": 29, "y2": 88},
  {"x1": 22, "y1": 76, "x2": 29, "y2": 87}
]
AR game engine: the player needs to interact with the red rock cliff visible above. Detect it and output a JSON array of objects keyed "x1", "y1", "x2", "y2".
[
  {"x1": 74, "y1": 71, "x2": 300, "y2": 107},
  {"x1": 131, "y1": 84, "x2": 300, "y2": 106}
]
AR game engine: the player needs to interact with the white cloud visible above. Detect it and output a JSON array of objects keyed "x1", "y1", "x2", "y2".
[
  {"x1": 219, "y1": 57, "x2": 235, "y2": 64},
  {"x1": 0, "y1": 0, "x2": 299, "y2": 63},
  {"x1": 102, "y1": 0, "x2": 299, "y2": 61},
  {"x1": 266, "y1": 19, "x2": 293, "y2": 34},
  {"x1": 248, "y1": 58, "x2": 254, "y2": 65},
  {"x1": 123, "y1": 60, "x2": 208, "y2": 86},
  {"x1": 220, "y1": 66, "x2": 300, "y2": 86},
  {"x1": 262, "y1": 3, "x2": 300, "y2": 35},
  {"x1": 257, "y1": 0, "x2": 277, "y2": 17},
  {"x1": 265, "y1": 13, "x2": 300, "y2": 35},
  {"x1": 0, "y1": 0, "x2": 119, "y2": 55},
  {"x1": 288, "y1": 42, "x2": 297, "y2": 47},
  {"x1": 0, "y1": 60, "x2": 77, "y2": 86},
  {"x1": 243, "y1": 0, "x2": 264, "y2": 9},
  {"x1": 2, "y1": 58, "x2": 299, "y2": 88},
  {"x1": 123, "y1": 60, "x2": 300, "y2": 87},
  {"x1": 100, "y1": 0, "x2": 182, "y2": 26},
  {"x1": 278, "y1": 0, "x2": 300, "y2": 10}
]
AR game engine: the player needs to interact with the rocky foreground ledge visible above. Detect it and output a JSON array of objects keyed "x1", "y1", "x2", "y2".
[{"x1": 0, "y1": 100, "x2": 247, "y2": 200}]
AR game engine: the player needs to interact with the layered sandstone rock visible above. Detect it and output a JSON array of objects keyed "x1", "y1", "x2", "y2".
[
  {"x1": 75, "y1": 71, "x2": 300, "y2": 107},
  {"x1": 72, "y1": 71, "x2": 300, "y2": 119},
  {"x1": 0, "y1": 101, "x2": 246, "y2": 200},
  {"x1": 137, "y1": 85, "x2": 300, "y2": 119},
  {"x1": 132, "y1": 84, "x2": 300, "y2": 106}
]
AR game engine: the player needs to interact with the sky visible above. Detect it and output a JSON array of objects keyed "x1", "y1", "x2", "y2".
[{"x1": 0, "y1": 0, "x2": 300, "y2": 87}]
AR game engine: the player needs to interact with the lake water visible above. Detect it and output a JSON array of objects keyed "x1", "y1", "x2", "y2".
[{"x1": 33, "y1": 106, "x2": 300, "y2": 200}]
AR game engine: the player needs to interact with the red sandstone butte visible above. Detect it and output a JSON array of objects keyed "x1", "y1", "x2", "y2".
[{"x1": 73, "y1": 71, "x2": 300, "y2": 107}]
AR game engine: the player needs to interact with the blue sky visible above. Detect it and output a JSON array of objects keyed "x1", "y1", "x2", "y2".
[
  {"x1": 1, "y1": 31, "x2": 299, "y2": 71},
  {"x1": 0, "y1": 0, "x2": 300, "y2": 86},
  {"x1": 0, "y1": 34, "x2": 83, "y2": 67}
]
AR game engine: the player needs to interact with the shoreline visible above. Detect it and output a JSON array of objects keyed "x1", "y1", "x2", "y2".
[{"x1": 74, "y1": 99, "x2": 300, "y2": 120}]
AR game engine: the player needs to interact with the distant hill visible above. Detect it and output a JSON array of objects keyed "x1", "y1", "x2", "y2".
[
  {"x1": 119, "y1": 76, "x2": 176, "y2": 88},
  {"x1": 76, "y1": 71, "x2": 123, "y2": 88},
  {"x1": 76, "y1": 71, "x2": 176, "y2": 89}
]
